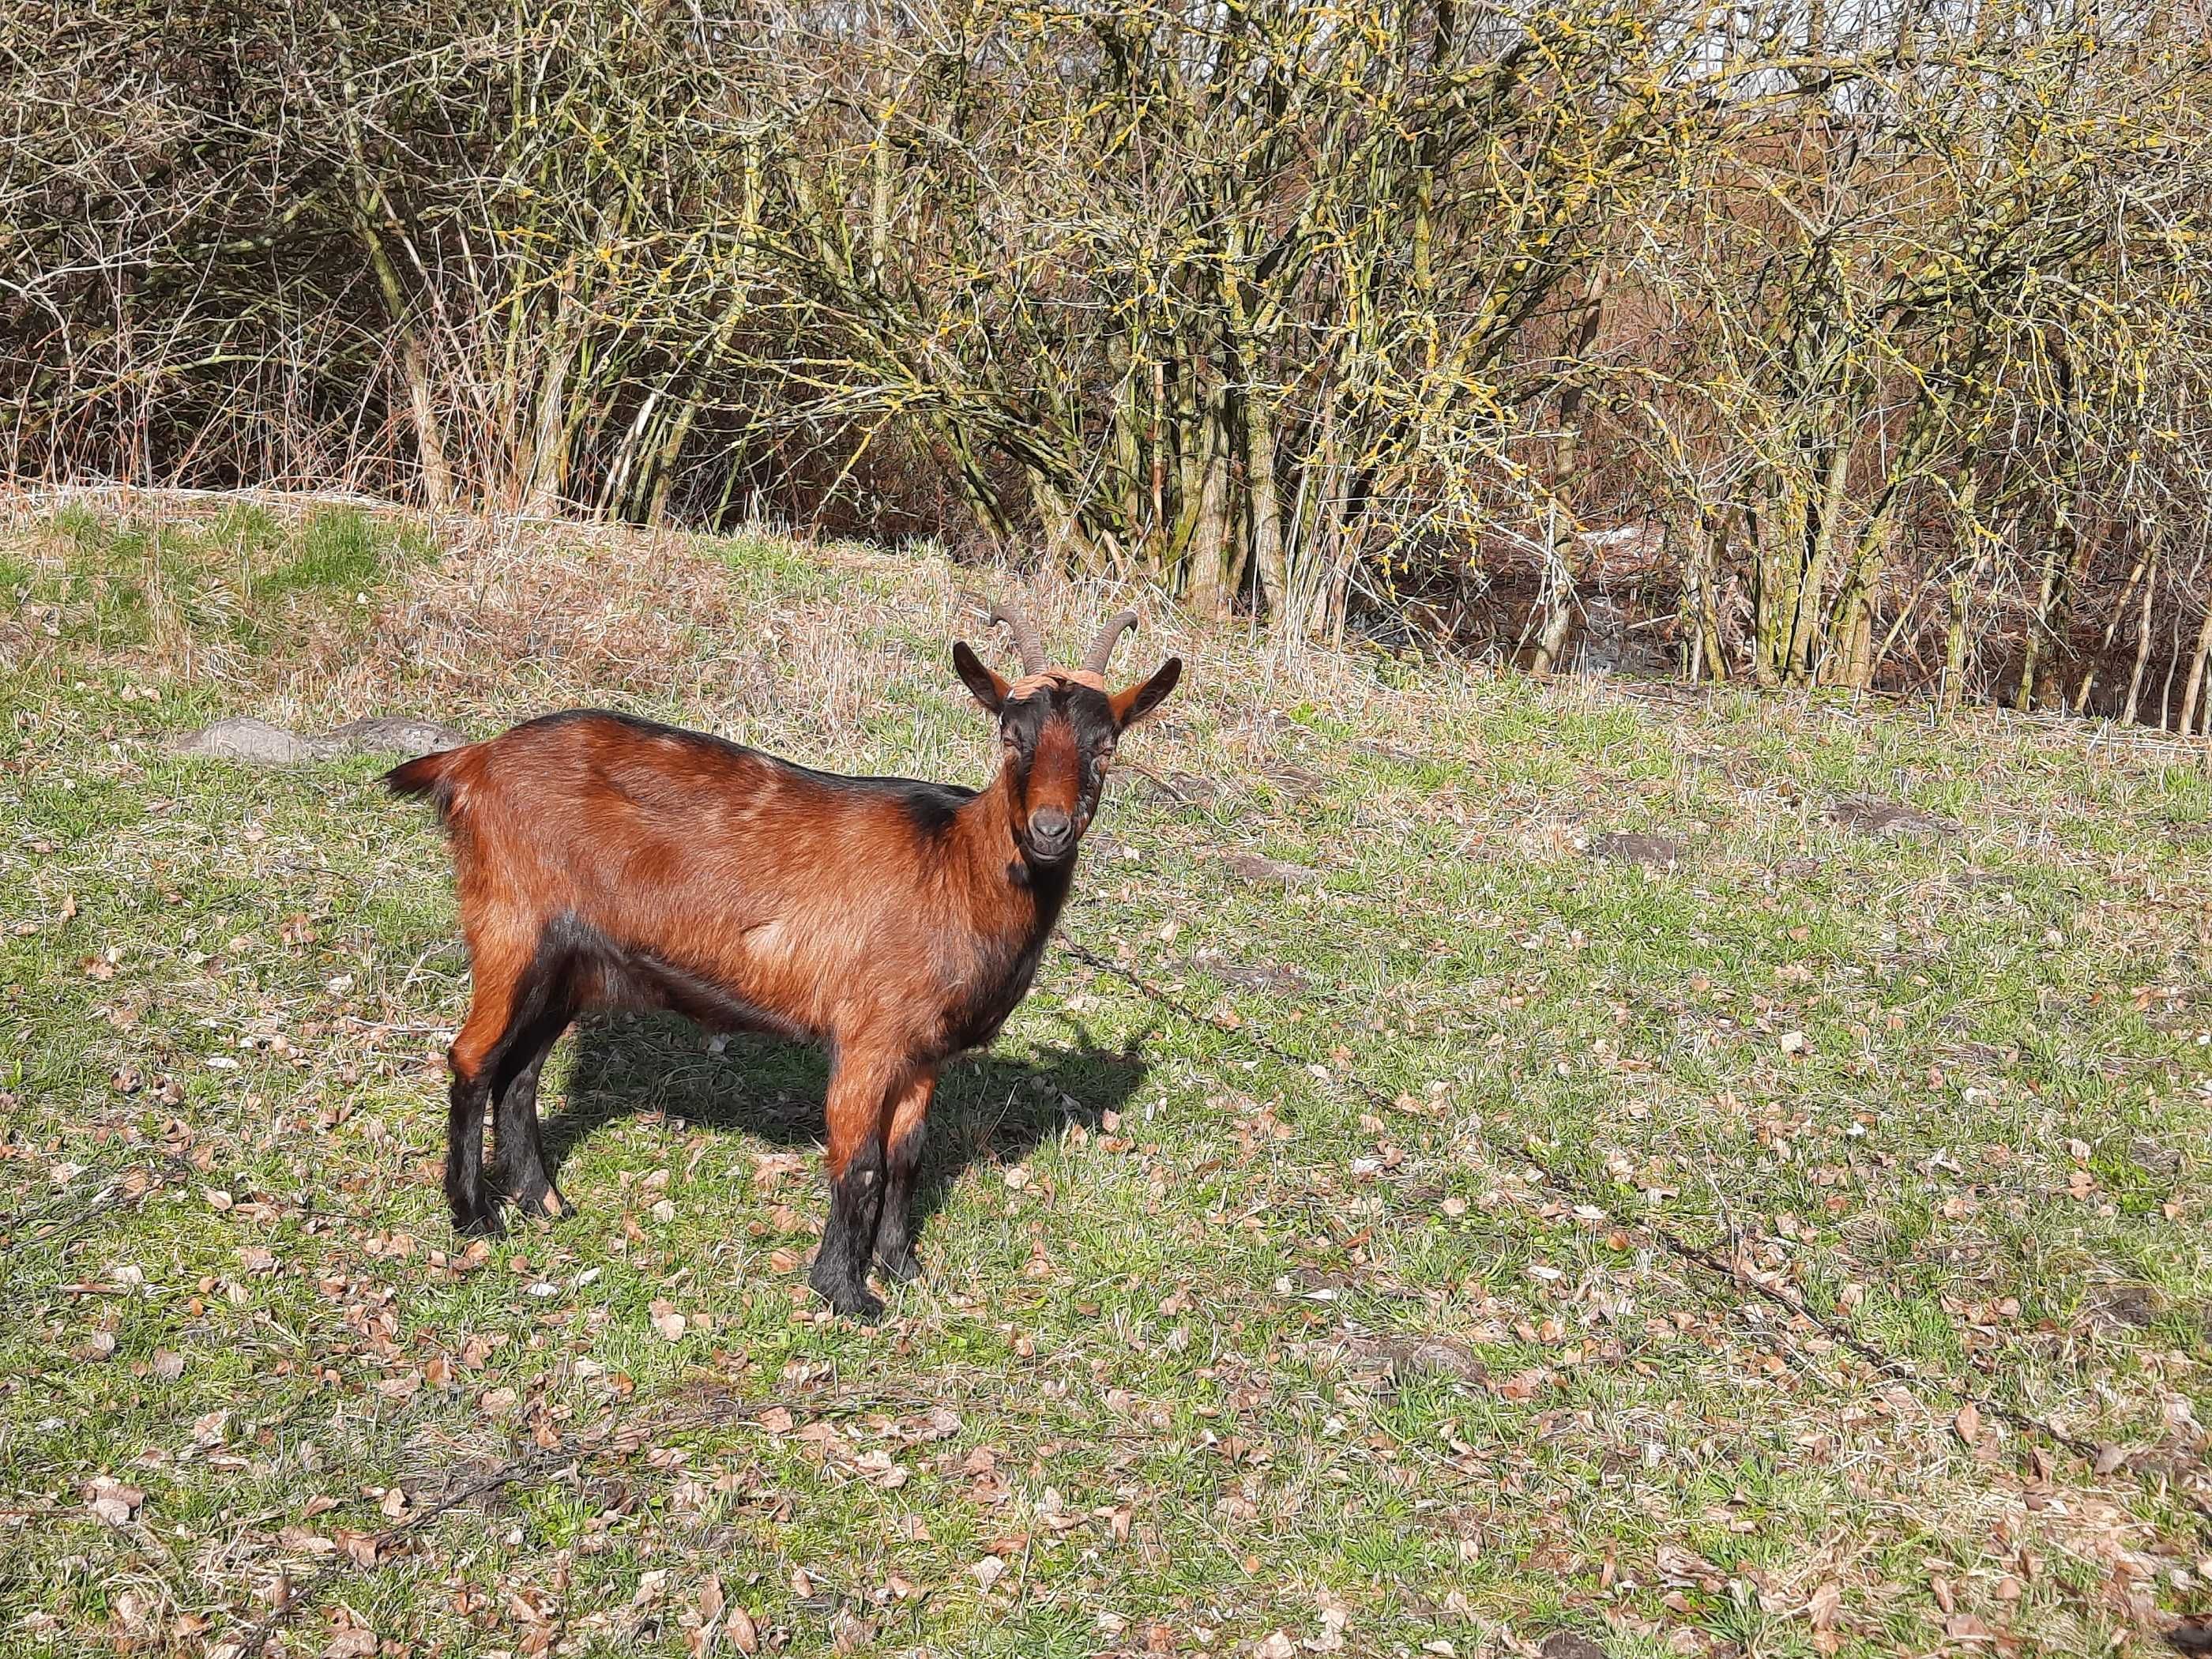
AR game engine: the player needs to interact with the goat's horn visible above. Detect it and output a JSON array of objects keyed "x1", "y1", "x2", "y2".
[
  {"x1": 1082, "y1": 608, "x2": 1140, "y2": 677},
  {"x1": 964, "y1": 591, "x2": 1047, "y2": 676}
]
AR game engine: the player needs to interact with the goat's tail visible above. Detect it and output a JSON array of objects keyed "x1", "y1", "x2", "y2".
[{"x1": 385, "y1": 746, "x2": 470, "y2": 820}]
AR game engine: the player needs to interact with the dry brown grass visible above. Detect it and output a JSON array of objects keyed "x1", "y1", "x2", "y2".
[{"x1": 3, "y1": 486, "x2": 1434, "y2": 787}]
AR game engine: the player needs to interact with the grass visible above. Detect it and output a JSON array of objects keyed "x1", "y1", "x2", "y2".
[{"x1": 2, "y1": 495, "x2": 2209, "y2": 1659}]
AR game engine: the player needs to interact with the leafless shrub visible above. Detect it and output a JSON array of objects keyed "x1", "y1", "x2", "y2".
[{"x1": 3, "y1": 0, "x2": 2208, "y2": 715}]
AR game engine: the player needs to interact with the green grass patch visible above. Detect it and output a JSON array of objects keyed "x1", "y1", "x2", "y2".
[{"x1": 2, "y1": 505, "x2": 2209, "y2": 1659}]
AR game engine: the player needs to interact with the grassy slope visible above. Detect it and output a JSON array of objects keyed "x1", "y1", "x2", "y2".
[{"x1": 2, "y1": 499, "x2": 2208, "y2": 1659}]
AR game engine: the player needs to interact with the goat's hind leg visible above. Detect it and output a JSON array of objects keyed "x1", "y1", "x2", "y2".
[
  {"x1": 487, "y1": 1019, "x2": 570, "y2": 1220},
  {"x1": 444, "y1": 1066, "x2": 500, "y2": 1237},
  {"x1": 445, "y1": 928, "x2": 547, "y2": 1237},
  {"x1": 484, "y1": 924, "x2": 580, "y2": 1220}
]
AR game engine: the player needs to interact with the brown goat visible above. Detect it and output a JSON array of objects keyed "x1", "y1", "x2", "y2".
[{"x1": 387, "y1": 599, "x2": 1180, "y2": 1317}]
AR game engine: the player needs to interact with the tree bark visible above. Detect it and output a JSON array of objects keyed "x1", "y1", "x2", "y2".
[
  {"x1": 2120, "y1": 547, "x2": 2161, "y2": 725},
  {"x1": 2176, "y1": 595, "x2": 2212, "y2": 735}
]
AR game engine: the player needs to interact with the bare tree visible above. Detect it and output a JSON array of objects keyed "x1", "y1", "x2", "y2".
[{"x1": 4, "y1": 0, "x2": 2209, "y2": 712}]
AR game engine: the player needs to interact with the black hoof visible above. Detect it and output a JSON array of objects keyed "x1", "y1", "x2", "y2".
[
  {"x1": 809, "y1": 1264, "x2": 885, "y2": 1321},
  {"x1": 830, "y1": 1285, "x2": 886, "y2": 1322},
  {"x1": 453, "y1": 1205, "x2": 504, "y2": 1240},
  {"x1": 875, "y1": 1247, "x2": 920, "y2": 1284}
]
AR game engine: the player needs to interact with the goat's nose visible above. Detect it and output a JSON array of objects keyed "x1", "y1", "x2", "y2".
[{"x1": 1029, "y1": 807, "x2": 1074, "y2": 853}]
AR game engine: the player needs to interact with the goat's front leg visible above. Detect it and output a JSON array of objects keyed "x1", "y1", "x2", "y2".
[
  {"x1": 810, "y1": 1052, "x2": 903, "y2": 1319},
  {"x1": 873, "y1": 1066, "x2": 938, "y2": 1283}
]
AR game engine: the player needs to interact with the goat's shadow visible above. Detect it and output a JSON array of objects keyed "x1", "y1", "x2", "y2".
[{"x1": 541, "y1": 1014, "x2": 1149, "y2": 1235}]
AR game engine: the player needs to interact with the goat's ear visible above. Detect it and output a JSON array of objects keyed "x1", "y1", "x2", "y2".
[
  {"x1": 1110, "y1": 656, "x2": 1182, "y2": 728},
  {"x1": 952, "y1": 640, "x2": 1008, "y2": 715}
]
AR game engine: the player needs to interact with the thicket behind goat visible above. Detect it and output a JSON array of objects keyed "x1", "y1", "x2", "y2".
[{"x1": 388, "y1": 599, "x2": 1180, "y2": 1316}]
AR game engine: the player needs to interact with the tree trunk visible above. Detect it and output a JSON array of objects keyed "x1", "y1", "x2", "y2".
[
  {"x1": 1787, "y1": 434, "x2": 1853, "y2": 683},
  {"x1": 520, "y1": 328, "x2": 578, "y2": 514},
  {"x1": 2120, "y1": 548, "x2": 2161, "y2": 725},
  {"x1": 1755, "y1": 477, "x2": 1807, "y2": 689},
  {"x1": 1244, "y1": 386, "x2": 1285, "y2": 619},
  {"x1": 2176, "y1": 597, "x2": 2212, "y2": 735},
  {"x1": 1939, "y1": 551, "x2": 1988, "y2": 713},
  {"x1": 1529, "y1": 269, "x2": 1608, "y2": 675},
  {"x1": 396, "y1": 328, "x2": 453, "y2": 510},
  {"x1": 1183, "y1": 392, "x2": 1234, "y2": 619},
  {"x1": 1690, "y1": 508, "x2": 1729, "y2": 681},
  {"x1": 2075, "y1": 540, "x2": 2150, "y2": 712},
  {"x1": 1530, "y1": 500, "x2": 1578, "y2": 675},
  {"x1": 1825, "y1": 505, "x2": 1898, "y2": 690},
  {"x1": 2017, "y1": 533, "x2": 2063, "y2": 713}
]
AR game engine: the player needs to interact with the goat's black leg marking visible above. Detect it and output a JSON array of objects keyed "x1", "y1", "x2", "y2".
[
  {"x1": 446, "y1": 1069, "x2": 498, "y2": 1237},
  {"x1": 871, "y1": 1066, "x2": 935, "y2": 1284},
  {"x1": 480, "y1": 924, "x2": 581, "y2": 1221},
  {"x1": 450, "y1": 924, "x2": 580, "y2": 1237},
  {"x1": 874, "y1": 1124, "x2": 926, "y2": 1282},
  {"x1": 810, "y1": 1137, "x2": 887, "y2": 1320},
  {"x1": 487, "y1": 1018, "x2": 569, "y2": 1219}
]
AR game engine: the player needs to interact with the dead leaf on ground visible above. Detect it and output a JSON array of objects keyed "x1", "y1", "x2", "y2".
[
  {"x1": 1826, "y1": 794, "x2": 1961, "y2": 840},
  {"x1": 1218, "y1": 852, "x2": 1322, "y2": 887},
  {"x1": 87, "y1": 1478, "x2": 145, "y2": 1527},
  {"x1": 1587, "y1": 831, "x2": 1684, "y2": 868}
]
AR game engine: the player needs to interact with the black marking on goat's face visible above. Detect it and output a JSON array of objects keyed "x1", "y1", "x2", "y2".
[{"x1": 999, "y1": 677, "x2": 1119, "y2": 868}]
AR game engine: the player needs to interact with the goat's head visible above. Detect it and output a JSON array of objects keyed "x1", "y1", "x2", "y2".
[{"x1": 952, "y1": 595, "x2": 1181, "y2": 867}]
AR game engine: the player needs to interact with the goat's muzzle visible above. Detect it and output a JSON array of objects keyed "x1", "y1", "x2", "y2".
[{"x1": 1024, "y1": 806, "x2": 1076, "y2": 863}]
